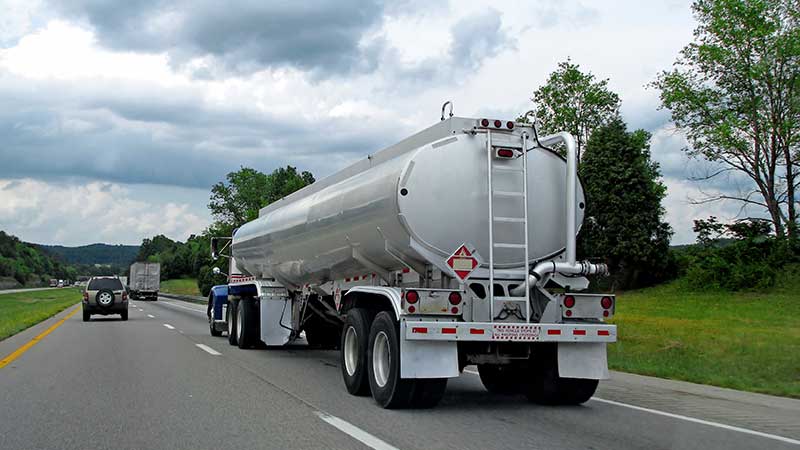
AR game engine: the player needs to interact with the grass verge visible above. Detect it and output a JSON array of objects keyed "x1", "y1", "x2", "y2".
[
  {"x1": 160, "y1": 278, "x2": 200, "y2": 296},
  {"x1": 608, "y1": 266, "x2": 800, "y2": 398},
  {"x1": 0, "y1": 288, "x2": 80, "y2": 341}
]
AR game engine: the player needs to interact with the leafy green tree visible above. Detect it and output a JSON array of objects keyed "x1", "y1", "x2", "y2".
[
  {"x1": 653, "y1": 0, "x2": 800, "y2": 238},
  {"x1": 136, "y1": 235, "x2": 177, "y2": 261},
  {"x1": 208, "y1": 166, "x2": 315, "y2": 229},
  {"x1": 521, "y1": 59, "x2": 621, "y2": 162},
  {"x1": 579, "y1": 118, "x2": 674, "y2": 288}
]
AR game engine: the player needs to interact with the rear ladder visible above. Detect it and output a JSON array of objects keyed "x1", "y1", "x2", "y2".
[{"x1": 487, "y1": 130, "x2": 531, "y2": 323}]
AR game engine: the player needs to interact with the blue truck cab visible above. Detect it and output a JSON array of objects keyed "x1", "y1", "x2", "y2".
[{"x1": 207, "y1": 284, "x2": 229, "y2": 337}]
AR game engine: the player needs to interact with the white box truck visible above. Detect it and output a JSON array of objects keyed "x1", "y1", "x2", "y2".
[
  {"x1": 129, "y1": 262, "x2": 160, "y2": 301},
  {"x1": 208, "y1": 112, "x2": 616, "y2": 409}
]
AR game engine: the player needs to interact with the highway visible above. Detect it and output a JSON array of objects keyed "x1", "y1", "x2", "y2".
[{"x1": 1, "y1": 297, "x2": 798, "y2": 450}]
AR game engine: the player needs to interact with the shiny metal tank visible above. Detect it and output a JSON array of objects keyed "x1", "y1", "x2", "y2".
[{"x1": 232, "y1": 117, "x2": 585, "y2": 286}]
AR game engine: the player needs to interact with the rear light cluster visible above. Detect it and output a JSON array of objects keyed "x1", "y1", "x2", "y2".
[
  {"x1": 495, "y1": 148, "x2": 516, "y2": 158},
  {"x1": 404, "y1": 290, "x2": 463, "y2": 315},
  {"x1": 561, "y1": 294, "x2": 615, "y2": 318},
  {"x1": 122, "y1": 291, "x2": 128, "y2": 301},
  {"x1": 479, "y1": 118, "x2": 515, "y2": 130},
  {"x1": 83, "y1": 291, "x2": 89, "y2": 301}
]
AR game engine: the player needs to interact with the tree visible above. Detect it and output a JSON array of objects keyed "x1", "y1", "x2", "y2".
[
  {"x1": 136, "y1": 235, "x2": 177, "y2": 261},
  {"x1": 579, "y1": 118, "x2": 674, "y2": 288},
  {"x1": 521, "y1": 59, "x2": 621, "y2": 162},
  {"x1": 653, "y1": 0, "x2": 800, "y2": 238},
  {"x1": 208, "y1": 166, "x2": 315, "y2": 229}
]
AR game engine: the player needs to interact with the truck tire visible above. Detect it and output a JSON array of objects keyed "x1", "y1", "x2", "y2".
[
  {"x1": 227, "y1": 299, "x2": 238, "y2": 346},
  {"x1": 236, "y1": 299, "x2": 259, "y2": 349},
  {"x1": 120, "y1": 310, "x2": 128, "y2": 321},
  {"x1": 525, "y1": 345, "x2": 599, "y2": 405},
  {"x1": 367, "y1": 311, "x2": 415, "y2": 408},
  {"x1": 478, "y1": 364, "x2": 524, "y2": 395},
  {"x1": 340, "y1": 309, "x2": 372, "y2": 396},
  {"x1": 410, "y1": 379, "x2": 447, "y2": 408}
]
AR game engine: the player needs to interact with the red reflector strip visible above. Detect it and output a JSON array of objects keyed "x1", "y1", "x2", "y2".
[
  {"x1": 598, "y1": 330, "x2": 610, "y2": 336},
  {"x1": 441, "y1": 327, "x2": 457, "y2": 334},
  {"x1": 470, "y1": 328, "x2": 485, "y2": 335},
  {"x1": 412, "y1": 327, "x2": 428, "y2": 334},
  {"x1": 547, "y1": 329, "x2": 561, "y2": 335},
  {"x1": 402, "y1": 268, "x2": 410, "y2": 273},
  {"x1": 573, "y1": 329, "x2": 586, "y2": 336}
]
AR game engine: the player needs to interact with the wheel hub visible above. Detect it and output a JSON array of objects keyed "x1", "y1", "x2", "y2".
[
  {"x1": 344, "y1": 326, "x2": 358, "y2": 376},
  {"x1": 372, "y1": 331, "x2": 390, "y2": 388}
]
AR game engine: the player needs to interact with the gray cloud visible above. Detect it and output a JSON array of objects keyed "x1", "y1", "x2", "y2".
[
  {"x1": 0, "y1": 76, "x2": 399, "y2": 190},
  {"x1": 47, "y1": 0, "x2": 387, "y2": 75}
]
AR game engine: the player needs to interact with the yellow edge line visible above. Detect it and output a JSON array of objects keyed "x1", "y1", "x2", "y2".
[{"x1": 0, "y1": 306, "x2": 80, "y2": 369}]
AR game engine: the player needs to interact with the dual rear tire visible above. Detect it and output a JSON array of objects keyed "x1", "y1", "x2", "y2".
[{"x1": 340, "y1": 309, "x2": 447, "y2": 409}]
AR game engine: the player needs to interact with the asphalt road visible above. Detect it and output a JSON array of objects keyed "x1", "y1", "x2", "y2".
[{"x1": 0, "y1": 297, "x2": 798, "y2": 450}]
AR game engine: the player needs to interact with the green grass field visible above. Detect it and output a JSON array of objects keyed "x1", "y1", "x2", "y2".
[
  {"x1": 0, "y1": 288, "x2": 80, "y2": 341},
  {"x1": 608, "y1": 266, "x2": 800, "y2": 398},
  {"x1": 160, "y1": 278, "x2": 200, "y2": 296}
]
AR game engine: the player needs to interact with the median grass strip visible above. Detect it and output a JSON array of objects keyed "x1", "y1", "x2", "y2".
[
  {"x1": 608, "y1": 266, "x2": 800, "y2": 398},
  {"x1": 160, "y1": 278, "x2": 200, "y2": 296},
  {"x1": 0, "y1": 288, "x2": 80, "y2": 341}
]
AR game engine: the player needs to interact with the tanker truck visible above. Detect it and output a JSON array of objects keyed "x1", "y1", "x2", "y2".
[{"x1": 208, "y1": 112, "x2": 616, "y2": 409}]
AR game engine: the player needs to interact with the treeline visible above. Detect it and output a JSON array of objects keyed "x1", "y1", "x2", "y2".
[
  {"x1": 0, "y1": 231, "x2": 77, "y2": 286},
  {"x1": 37, "y1": 243, "x2": 139, "y2": 266},
  {"x1": 137, "y1": 166, "x2": 315, "y2": 296}
]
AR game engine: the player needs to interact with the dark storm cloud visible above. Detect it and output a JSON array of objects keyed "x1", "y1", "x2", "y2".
[
  {"x1": 0, "y1": 77, "x2": 397, "y2": 189},
  {"x1": 48, "y1": 0, "x2": 387, "y2": 74}
]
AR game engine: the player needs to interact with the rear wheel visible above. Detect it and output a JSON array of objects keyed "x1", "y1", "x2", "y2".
[
  {"x1": 227, "y1": 299, "x2": 238, "y2": 346},
  {"x1": 525, "y1": 345, "x2": 599, "y2": 405},
  {"x1": 478, "y1": 364, "x2": 524, "y2": 395},
  {"x1": 236, "y1": 299, "x2": 259, "y2": 349},
  {"x1": 340, "y1": 309, "x2": 372, "y2": 396},
  {"x1": 367, "y1": 311, "x2": 416, "y2": 409},
  {"x1": 120, "y1": 310, "x2": 128, "y2": 321},
  {"x1": 82, "y1": 310, "x2": 90, "y2": 322}
]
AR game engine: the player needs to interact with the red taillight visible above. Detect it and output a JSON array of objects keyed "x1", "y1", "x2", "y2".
[
  {"x1": 564, "y1": 295, "x2": 575, "y2": 308},
  {"x1": 496, "y1": 148, "x2": 514, "y2": 158},
  {"x1": 506, "y1": 121, "x2": 514, "y2": 130},
  {"x1": 448, "y1": 292, "x2": 462, "y2": 305},
  {"x1": 565, "y1": 310, "x2": 572, "y2": 317},
  {"x1": 405, "y1": 290, "x2": 419, "y2": 304},
  {"x1": 480, "y1": 118, "x2": 490, "y2": 127},
  {"x1": 122, "y1": 291, "x2": 128, "y2": 301},
  {"x1": 408, "y1": 305, "x2": 416, "y2": 313},
  {"x1": 83, "y1": 292, "x2": 88, "y2": 301},
  {"x1": 493, "y1": 119, "x2": 502, "y2": 128},
  {"x1": 601, "y1": 296, "x2": 613, "y2": 309},
  {"x1": 451, "y1": 306, "x2": 459, "y2": 314},
  {"x1": 603, "y1": 310, "x2": 610, "y2": 317}
]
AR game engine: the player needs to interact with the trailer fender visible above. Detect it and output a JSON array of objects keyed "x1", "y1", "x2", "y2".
[
  {"x1": 340, "y1": 286, "x2": 402, "y2": 320},
  {"x1": 557, "y1": 342, "x2": 609, "y2": 380}
]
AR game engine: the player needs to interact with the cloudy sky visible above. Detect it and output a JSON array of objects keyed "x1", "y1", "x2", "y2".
[{"x1": 0, "y1": 0, "x2": 752, "y2": 246}]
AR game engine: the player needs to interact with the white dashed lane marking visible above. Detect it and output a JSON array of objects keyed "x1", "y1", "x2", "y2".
[
  {"x1": 195, "y1": 344, "x2": 221, "y2": 356},
  {"x1": 147, "y1": 314, "x2": 154, "y2": 318},
  {"x1": 315, "y1": 412, "x2": 400, "y2": 450},
  {"x1": 163, "y1": 324, "x2": 175, "y2": 330}
]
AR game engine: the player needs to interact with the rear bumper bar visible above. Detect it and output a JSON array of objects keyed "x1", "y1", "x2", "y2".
[{"x1": 403, "y1": 321, "x2": 616, "y2": 343}]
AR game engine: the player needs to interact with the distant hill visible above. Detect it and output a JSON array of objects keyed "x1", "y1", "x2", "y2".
[
  {"x1": 37, "y1": 243, "x2": 140, "y2": 267},
  {"x1": 0, "y1": 231, "x2": 75, "y2": 288}
]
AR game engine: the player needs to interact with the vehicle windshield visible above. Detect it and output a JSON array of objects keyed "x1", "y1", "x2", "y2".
[{"x1": 87, "y1": 278, "x2": 123, "y2": 291}]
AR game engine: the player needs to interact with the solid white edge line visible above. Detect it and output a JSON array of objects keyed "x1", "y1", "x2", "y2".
[
  {"x1": 163, "y1": 324, "x2": 175, "y2": 330},
  {"x1": 590, "y1": 397, "x2": 800, "y2": 446},
  {"x1": 195, "y1": 344, "x2": 221, "y2": 356},
  {"x1": 315, "y1": 412, "x2": 400, "y2": 450},
  {"x1": 461, "y1": 369, "x2": 800, "y2": 445}
]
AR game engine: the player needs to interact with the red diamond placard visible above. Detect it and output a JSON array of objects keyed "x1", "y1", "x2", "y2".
[{"x1": 447, "y1": 244, "x2": 479, "y2": 281}]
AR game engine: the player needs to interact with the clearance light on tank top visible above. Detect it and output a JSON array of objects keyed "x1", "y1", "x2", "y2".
[
  {"x1": 495, "y1": 148, "x2": 515, "y2": 159},
  {"x1": 493, "y1": 119, "x2": 502, "y2": 128},
  {"x1": 480, "y1": 118, "x2": 490, "y2": 127},
  {"x1": 506, "y1": 121, "x2": 515, "y2": 130}
]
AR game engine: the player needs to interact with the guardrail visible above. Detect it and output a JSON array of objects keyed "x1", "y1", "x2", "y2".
[{"x1": 158, "y1": 292, "x2": 206, "y2": 305}]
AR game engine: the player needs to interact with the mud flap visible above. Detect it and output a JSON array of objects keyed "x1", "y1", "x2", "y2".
[
  {"x1": 399, "y1": 321, "x2": 459, "y2": 379},
  {"x1": 557, "y1": 342, "x2": 609, "y2": 379},
  {"x1": 260, "y1": 298, "x2": 293, "y2": 346}
]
